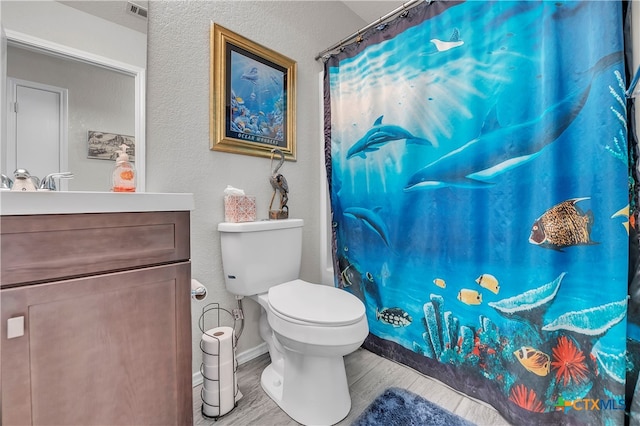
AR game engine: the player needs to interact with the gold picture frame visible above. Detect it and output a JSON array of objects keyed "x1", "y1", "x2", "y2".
[{"x1": 210, "y1": 23, "x2": 296, "y2": 160}]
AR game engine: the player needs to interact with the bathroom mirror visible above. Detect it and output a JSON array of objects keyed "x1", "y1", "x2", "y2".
[{"x1": 1, "y1": 1, "x2": 147, "y2": 191}]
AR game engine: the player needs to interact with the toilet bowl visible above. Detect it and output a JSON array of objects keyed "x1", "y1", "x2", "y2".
[
  {"x1": 253, "y1": 280, "x2": 368, "y2": 425},
  {"x1": 218, "y1": 219, "x2": 369, "y2": 425}
]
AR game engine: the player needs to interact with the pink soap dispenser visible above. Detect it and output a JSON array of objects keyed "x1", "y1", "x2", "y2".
[{"x1": 111, "y1": 144, "x2": 136, "y2": 192}]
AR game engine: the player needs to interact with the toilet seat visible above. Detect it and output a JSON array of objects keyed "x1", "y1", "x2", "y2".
[{"x1": 268, "y1": 279, "x2": 365, "y2": 326}]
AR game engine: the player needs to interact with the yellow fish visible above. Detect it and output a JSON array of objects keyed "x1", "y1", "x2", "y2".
[
  {"x1": 514, "y1": 346, "x2": 550, "y2": 376},
  {"x1": 457, "y1": 289, "x2": 482, "y2": 305},
  {"x1": 611, "y1": 205, "x2": 630, "y2": 234},
  {"x1": 433, "y1": 278, "x2": 446, "y2": 288},
  {"x1": 476, "y1": 274, "x2": 499, "y2": 294}
]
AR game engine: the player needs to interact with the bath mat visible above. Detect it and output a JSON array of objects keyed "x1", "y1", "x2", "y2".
[{"x1": 352, "y1": 387, "x2": 476, "y2": 426}]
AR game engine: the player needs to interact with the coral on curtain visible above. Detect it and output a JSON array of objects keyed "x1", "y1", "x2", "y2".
[{"x1": 323, "y1": 1, "x2": 636, "y2": 424}]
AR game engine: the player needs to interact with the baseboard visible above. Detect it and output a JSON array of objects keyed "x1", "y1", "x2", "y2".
[{"x1": 192, "y1": 342, "x2": 268, "y2": 387}]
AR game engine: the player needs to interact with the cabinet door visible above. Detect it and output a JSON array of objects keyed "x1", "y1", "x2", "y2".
[{"x1": 1, "y1": 262, "x2": 192, "y2": 425}]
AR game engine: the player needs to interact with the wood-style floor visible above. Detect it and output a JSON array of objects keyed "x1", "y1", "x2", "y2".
[{"x1": 193, "y1": 348, "x2": 511, "y2": 425}]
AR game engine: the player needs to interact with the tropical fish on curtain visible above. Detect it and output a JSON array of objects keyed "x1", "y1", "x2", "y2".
[{"x1": 324, "y1": 1, "x2": 634, "y2": 425}]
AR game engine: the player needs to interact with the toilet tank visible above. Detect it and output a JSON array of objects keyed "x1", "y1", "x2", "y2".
[{"x1": 218, "y1": 219, "x2": 303, "y2": 296}]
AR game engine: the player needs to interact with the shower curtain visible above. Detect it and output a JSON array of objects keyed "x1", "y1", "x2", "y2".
[{"x1": 323, "y1": 1, "x2": 637, "y2": 425}]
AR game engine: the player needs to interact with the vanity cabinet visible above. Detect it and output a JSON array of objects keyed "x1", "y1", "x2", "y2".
[{"x1": 1, "y1": 211, "x2": 193, "y2": 425}]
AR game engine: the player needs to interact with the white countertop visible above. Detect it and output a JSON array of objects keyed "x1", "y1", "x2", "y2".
[{"x1": 0, "y1": 191, "x2": 195, "y2": 215}]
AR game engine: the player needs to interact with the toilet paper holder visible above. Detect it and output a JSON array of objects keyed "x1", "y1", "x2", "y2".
[
  {"x1": 191, "y1": 279, "x2": 208, "y2": 301},
  {"x1": 199, "y1": 303, "x2": 242, "y2": 419}
]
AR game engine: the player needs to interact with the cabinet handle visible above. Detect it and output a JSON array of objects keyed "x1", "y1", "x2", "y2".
[{"x1": 7, "y1": 316, "x2": 24, "y2": 339}]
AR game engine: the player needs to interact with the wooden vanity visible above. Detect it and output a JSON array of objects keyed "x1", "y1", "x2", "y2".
[{"x1": 0, "y1": 192, "x2": 194, "y2": 425}]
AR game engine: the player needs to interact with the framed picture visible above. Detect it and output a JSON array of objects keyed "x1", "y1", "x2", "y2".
[
  {"x1": 210, "y1": 23, "x2": 296, "y2": 161},
  {"x1": 87, "y1": 131, "x2": 135, "y2": 161}
]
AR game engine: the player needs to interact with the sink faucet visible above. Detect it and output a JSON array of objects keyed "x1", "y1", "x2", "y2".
[
  {"x1": 1, "y1": 174, "x2": 13, "y2": 189},
  {"x1": 40, "y1": 172, "x2": 74, "y2": 191},
  {"x1": 12, "y1": 169, "x2": 38, "y2": 191},
  {"x1": 8, "y1": 169, "x2": 74, "y2": 191}
]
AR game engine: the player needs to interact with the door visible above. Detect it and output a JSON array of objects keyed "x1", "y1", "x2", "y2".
[{"x1": 6, "y1": 78, "x2": 68, "y2": 189}]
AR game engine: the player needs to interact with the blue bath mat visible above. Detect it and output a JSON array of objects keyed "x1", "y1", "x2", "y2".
[{"x1": 352, "y1": 387, "x2": 476, "y2": 426}]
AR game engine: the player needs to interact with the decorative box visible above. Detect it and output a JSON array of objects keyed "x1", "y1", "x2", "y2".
[{"x1": 224, "y1": 195, "x2": 256, "y2": 223}]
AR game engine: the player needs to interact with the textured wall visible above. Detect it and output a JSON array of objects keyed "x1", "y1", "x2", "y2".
[{"x1": 146, "y1": 1, "x2": 365, "y2": 376}]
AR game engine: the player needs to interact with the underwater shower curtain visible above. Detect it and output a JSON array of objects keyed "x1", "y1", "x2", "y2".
[{"x1": 324, "y1": 1, "x2": 636, "y2": 425}]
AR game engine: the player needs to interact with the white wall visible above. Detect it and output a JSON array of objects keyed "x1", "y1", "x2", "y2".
[{"x1": 145, "y1": 1, "x2": 365, "y2": 376}]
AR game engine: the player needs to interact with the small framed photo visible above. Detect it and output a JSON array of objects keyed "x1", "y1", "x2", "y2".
[
  {"x1": 210, "y1": 23, "x2": 296, "y2": 161},
  {"x1": 87, "y1": 131, "x2": 135, "y2": 161}
]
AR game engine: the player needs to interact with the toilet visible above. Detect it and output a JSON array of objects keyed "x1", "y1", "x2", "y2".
[{"x1": 218, "y1": 218, "x2": 369, "y2": 425}]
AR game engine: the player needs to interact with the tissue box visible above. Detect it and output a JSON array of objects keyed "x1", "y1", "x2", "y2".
[{"x1": 224, "y1": 195, "x2": 256, "y2": 223}]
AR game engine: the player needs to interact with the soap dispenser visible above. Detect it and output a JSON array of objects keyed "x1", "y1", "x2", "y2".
[{"x1": 111, "y1": 144, "x2": 136, "y2": 192}]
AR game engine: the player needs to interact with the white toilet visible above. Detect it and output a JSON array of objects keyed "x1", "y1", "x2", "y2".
[{"x1": 218, "y1": 218, "x2": 369, "y2": 425}]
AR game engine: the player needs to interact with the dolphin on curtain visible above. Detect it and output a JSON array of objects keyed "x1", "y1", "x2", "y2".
[
  {"x1": 347, "y1": 115, "x2": 435, "y2": 159},
  {"x1": 403, "y1": 84, "x2": 591, "y2": 190},
  {"x1": 343, "y1": 206, "x2": 392, "y2": 248},
  {"x1": 403, "y1": 52, "x2": 622, "y2": 191}
]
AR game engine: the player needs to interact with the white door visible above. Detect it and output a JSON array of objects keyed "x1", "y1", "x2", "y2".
[{"x1": 6, "y1": 78, "x2": 68, "y2": 188}]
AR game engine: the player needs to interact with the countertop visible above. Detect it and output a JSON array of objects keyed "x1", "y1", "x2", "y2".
[{"x1": 0, "y1": 191, "x2": 195, "y2": 215}]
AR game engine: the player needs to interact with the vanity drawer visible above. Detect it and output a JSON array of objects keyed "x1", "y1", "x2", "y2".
[{"x1": 1, "y1": 211, "x2": 190, "y2": 287}]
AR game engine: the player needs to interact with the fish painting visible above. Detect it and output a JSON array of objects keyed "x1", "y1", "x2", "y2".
[
  {"x1": 376, "y1": 307, "x2": 412, "y2": 327},
  {"x1": 458, "y1": 289, "x2": 482, "y2": 305},
  {"x1": 611, "y1": 204, "x2": 630, "y2": 234},
  {"x1": 529, "y1": 198, "x2": 597, "y2": 251},
  {"x1": 404, "y1": 52, "x2": 622, "y2": 191},
  {"x1": 430, "y1": 28, "x2": 464, "y2": 52},
  {"x1": 344, "y1": 207, "x2": 392, "y2": 248},
  {"x1": 514, "y1": 346, "x2": 550, "y2": 377},
  {"x1": 433, "y1": 278, "x2": 446, "y2": 288},
  {"x1": 340, "y1": 264, "x2": 359, "y2": 288},
  {"x1": 346, "y1": 115, "x2": 434, "y2": 159},
  {"x1": 476, "y1": 274, "x2": 499, "y2": 294}
]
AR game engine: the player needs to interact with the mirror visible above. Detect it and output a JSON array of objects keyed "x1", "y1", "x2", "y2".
[{"x1": 1, "y1": 1, "x2": 147, "y2": 191}]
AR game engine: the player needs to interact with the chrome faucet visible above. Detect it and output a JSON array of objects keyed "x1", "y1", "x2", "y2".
[
  {"x1": 12, "y1": 169, "x2": 38, "y2": 191},
  {"x1": 39, "y1": 172, "x2": 74, "y2": 191},
  {"x1": 8, "y1": 169, "x2": 74, "y2": 191},
  {"x1": 1, "y1": 174, "x2": 13, "y2": 189}
]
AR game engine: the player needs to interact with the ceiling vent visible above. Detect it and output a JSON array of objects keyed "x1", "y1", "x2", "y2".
[{"x1": 126, "y1": 1, "x2": 148, "y2": 19}]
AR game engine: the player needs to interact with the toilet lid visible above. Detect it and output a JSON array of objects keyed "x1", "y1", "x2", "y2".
[{"x1": 268, "y1": 280, "x2": 365, "y2": 326}]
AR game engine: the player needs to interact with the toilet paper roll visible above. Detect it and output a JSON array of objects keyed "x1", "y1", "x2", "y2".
[
  {"x1": 202, "y1": 354, "x2": 236, "y2": 367},
  {"x1": 201, "y1": 367, "x2": 239, "y2": 401},
  {"x1": 207, "y1": 362, "x2": 237, "y2": 396},
  {"x1": 202, "y1": 385, "x2": 236, "y2": 417},
  {"x1": 202, "y1": 360, "x2": 234, "y2": 384},
  {"x1": 201, "y1": 326, "x2": 235, "y2": 355},
  {"x1": 191, "y1": 279, "x2": 208, "y2": 301},
  {"x1": 202, "y1": 352, "x2": 238, "y2": 370}
]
